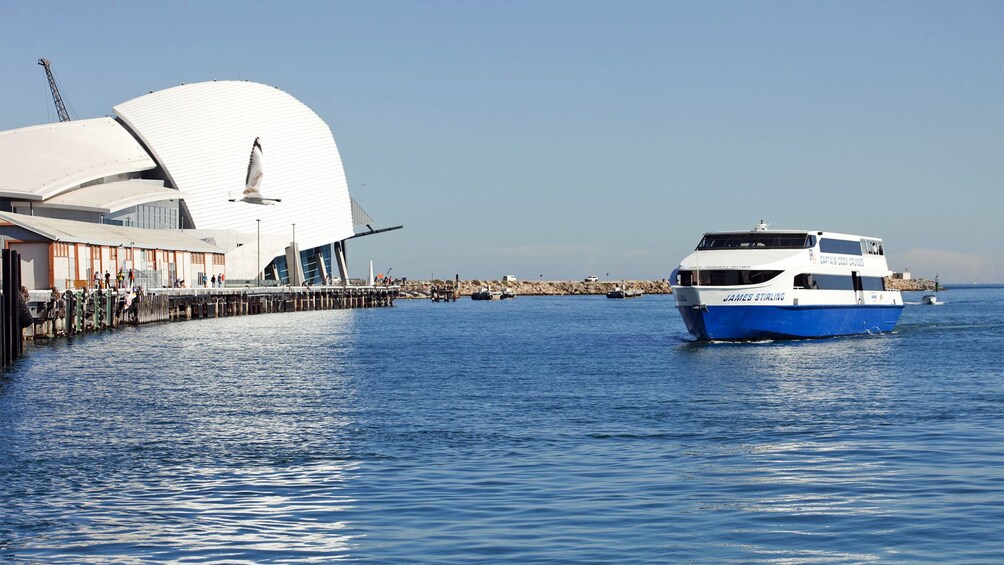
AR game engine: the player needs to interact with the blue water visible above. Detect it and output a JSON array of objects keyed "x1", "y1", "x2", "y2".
[{"x1": 2, "y1": 288, "x2": 1002, "y2": 563}]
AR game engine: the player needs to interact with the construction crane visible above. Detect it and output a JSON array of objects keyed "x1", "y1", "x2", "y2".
[{"x1": 38, "y1": 58, "x2": 71, "y2": 122}]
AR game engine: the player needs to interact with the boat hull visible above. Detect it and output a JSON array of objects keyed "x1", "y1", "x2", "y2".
[
  {"x1": 607, "y1": 290, "x2": 643, "y2": 299},
  {"x1": 677, "y1": 304, "x2": 904, "y2": 340}
]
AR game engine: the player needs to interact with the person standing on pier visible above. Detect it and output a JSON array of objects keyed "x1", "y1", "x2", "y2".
[
  {"x1": 128, "y1": 269, "x2": 135, "y2": 288},
  {"x1": 117, "y1": 269, "x2": 125, "y2": 288},
  {"x1": 105, "y1": 271, "x2": 111, "y2": 289},
  {"x1": 211, "y1": 275, "x2": 216, "y2": 288}
]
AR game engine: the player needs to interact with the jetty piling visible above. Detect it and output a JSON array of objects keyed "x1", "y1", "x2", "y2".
[
  {"x1": 1, "y1": 249, "x2": 25, "y2": 369},
  {"x1": 22, "y1": 285, "x2": 398, "y2": 342},
  {"x1": 430, "y1": 274, "x2": 460, "y2": 302}
]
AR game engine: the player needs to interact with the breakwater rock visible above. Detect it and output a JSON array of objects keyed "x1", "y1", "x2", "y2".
[
  {"x1": 884, "y1": 277, "x2": 941, "y2": 292},
  {"x1": 397, "y1": 277, "x2": 938, "y2": 298},
  {"x1": 400, "y1": 279, "x2": 672, "y2": 298}
]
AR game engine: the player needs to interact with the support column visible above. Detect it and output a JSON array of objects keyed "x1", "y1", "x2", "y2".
[{"x1": 334, "y1": 240, "x2": 349, "y2": 286}]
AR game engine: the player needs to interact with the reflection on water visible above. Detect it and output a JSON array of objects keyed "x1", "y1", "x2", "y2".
[
  {"x1": 2, "y1": 310, "x2": 364, "y2": 562},
  {"x1": 15, "y1": 464, "x2": 358, "y2": 562},
  {"x1": 2, "y1": 293, "x2": 1003, "y2": 563}
]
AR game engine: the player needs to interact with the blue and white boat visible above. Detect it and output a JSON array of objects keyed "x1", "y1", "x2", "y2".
[{"x1": 671, "y1": 221, "x2": 904, "y2": 340}]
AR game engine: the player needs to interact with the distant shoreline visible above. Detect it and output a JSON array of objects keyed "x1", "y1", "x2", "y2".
[
  {"x1": 396, "y1": 276, "x2": 942, "y2": 298},
  {"x1": 399, "y1": 279, "x2": 671, "y2": 297}
]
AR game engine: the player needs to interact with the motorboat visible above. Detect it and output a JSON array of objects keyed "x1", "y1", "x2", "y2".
[
  {"x1": 921, "y1": 275, "x2": 940, "y2": 305},
  {"x1": 606, "y1": 286, "x2": 643, "y2": 299},
  {"x1": 471, "y1": 286, "x2": 502, "y2": 300}
]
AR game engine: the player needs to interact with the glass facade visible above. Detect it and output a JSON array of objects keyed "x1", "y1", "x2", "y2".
[
  {"x1": 107, "y1": 202, "x2": 179, "y2": 229},
  {"x1": 267, "y1": 244, "x2": 334, "y2": 285}
]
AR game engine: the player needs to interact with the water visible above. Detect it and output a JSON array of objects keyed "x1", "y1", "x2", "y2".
[{"x1": 2, "y1": 287, "x2": 1002, "y2": 563}]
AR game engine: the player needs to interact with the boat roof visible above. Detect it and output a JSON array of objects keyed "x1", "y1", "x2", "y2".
[
  {"x1": 704, "y1": 229, "x2": 808, "y2": 235},
  {"x1": 702, "y1": 229, "x2": 884, "y2": 241}
]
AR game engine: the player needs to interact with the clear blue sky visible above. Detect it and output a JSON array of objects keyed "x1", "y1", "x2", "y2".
[{"x1": 2, "y1": 0, "x2": 1001, "y2": 282}]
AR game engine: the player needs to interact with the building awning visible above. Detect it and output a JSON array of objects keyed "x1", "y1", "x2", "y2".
[
  {"x1": 39, "y1": 180, "x2": 187, "y2": 214},
  {"x1": 0, "y1": 212, "x2": 221, "y2": 253}
]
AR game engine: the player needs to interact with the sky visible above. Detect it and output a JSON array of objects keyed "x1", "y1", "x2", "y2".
[{"x1": 1, "y1": 0, "x2": 1001, "y2": 283}]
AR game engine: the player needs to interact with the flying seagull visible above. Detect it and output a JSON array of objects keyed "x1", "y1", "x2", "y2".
[{"x1": 229, "y1": 137, "x2": 281, "y2": 205}]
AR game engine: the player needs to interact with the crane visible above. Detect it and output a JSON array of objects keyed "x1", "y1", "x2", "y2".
[{"x1": 38, "y1": 58, "x2": 71, "y2": 122}]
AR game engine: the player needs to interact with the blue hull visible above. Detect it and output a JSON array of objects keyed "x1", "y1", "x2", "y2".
[{"x1": 677, "y1": 304, "x2": 905, "y2": 341}]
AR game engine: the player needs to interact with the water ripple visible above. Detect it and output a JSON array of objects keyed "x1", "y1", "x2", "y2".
[{"x1": 2, "y1": 292, "x2": 1003, "y2": 562}]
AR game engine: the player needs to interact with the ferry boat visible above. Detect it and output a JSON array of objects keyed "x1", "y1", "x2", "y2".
[{"x1": 670, "y1": 221, "x2": 904, "y2": 340}]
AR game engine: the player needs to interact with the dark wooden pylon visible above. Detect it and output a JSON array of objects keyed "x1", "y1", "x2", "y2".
[{"x1": 1, "y1": 249, "x2": 24, "y2": 370}]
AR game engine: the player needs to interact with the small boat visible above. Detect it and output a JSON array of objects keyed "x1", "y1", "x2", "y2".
[
  {"x1": 471, "y1": 286, "x2": 502, "y2": 300},
  {"x1": 500, "y1": 287, "x2": 516, "y2": 299},
  {"x1": 670, "y1": 220, "x2": 904, "y2": 340},
  {"x1": 607, "y1": 285, "x2": 643, "y2": 299},
  {"x1": 921, "y1": 275, "x2": 940, "y2": 305}
]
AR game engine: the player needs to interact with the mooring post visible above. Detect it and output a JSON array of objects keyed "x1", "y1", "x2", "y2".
[{"x1": 63, "y1": 291, "x2": 73, "y2": 335}]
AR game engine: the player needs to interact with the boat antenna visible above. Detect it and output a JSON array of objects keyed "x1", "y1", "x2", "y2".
[{"x1": 755, "y1": 219, "x2": 769, "y2": 231}]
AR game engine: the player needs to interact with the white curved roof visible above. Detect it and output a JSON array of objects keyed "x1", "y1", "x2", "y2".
[
  {"x1": 41, "y1": 179, "x2": 186, "y2": 214},
  {"x1": 113, "y1": 81, "x2": 354, "y2": 250},
  {"x1": 0, "y1": 118, "x2": 157, "y2": 201}
]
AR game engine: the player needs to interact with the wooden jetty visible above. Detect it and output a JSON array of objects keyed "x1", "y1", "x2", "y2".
[
  {"x1": 24, "y1": 285, "x2": 399, "y2": 340},
  {"x1": 430, "y1": 274, "x2": 460, "y2": 302},
  {"x1": 430, "y1": 285, "x2": 458, "y2": 302}
]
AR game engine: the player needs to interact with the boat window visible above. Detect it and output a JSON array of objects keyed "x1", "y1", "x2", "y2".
[
  {"x1": 819, "y1": 238, "x2": 863, "y2": 256},
  {"x1": 694, "y1": 269, "x2": 783, "y2": 286},
  {"x1": 696, "y1": 233, "x2": 811, "y2": 250},
  {"x1": 862, "y1": 276, "x2": 885, "y2": 291},
  {"x1": 862, "y1": 239, "x2": 884, "y2": 255},
  {"x1": 794, "y1": 274, "x2": 886, "y2": 291}
]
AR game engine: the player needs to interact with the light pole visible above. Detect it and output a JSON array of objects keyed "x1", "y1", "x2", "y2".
[{"x1": 256, "y1": 218, "x2": 261, "y2": 287}]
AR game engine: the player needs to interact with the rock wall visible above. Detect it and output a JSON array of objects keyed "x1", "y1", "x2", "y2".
[
  {"x1": 884, "y1": 277, "x2": 940, "y2": 291},
  {"x1": 401, "y1": 279, "x2": 672, "y2": 297},
  {"x1": 398, "y1": 276, "x2": 940, "y2": 297}
]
